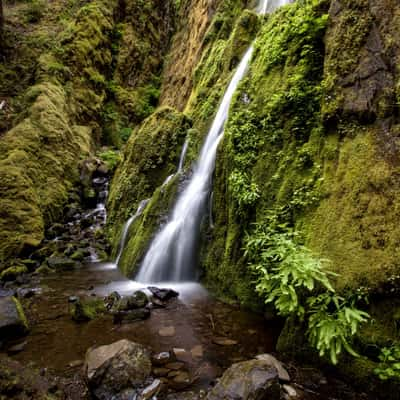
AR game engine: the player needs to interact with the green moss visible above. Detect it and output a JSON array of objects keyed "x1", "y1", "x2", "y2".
[
  {"x1": 107, "y1": 107, "x2": 191, "y2": 246},
  {"x1": 117, "y1": 176, "x2": 180, "y2": 276},
  {"x1": 0, "y1": 82, "x2": 92, "y2": 262},
  {"x1": 0, "y1": 265, "x2": 28, "y2": 281},
  {"x1": 70, "y1": 297, "x2": 106, "y2": 321},
  {"x1": 12, "y1": 297, "x2": 29, "y2": 333}
]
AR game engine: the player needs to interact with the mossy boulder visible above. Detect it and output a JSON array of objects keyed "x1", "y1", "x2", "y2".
[
  {"x1": 0, "y1": 266, "x2": 28, "y2": 282},
  {"x1": 70, "y1": 297, "x2": 106, "y2": 322},
  {"x1": 0, "y1": 296, "x2": 29, "y2": 339}
]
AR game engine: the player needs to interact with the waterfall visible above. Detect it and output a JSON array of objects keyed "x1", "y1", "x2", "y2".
[
  {"x1": 136, "y1": 0, "x2": 291, "y2": 283},
  {"x1": 115, "y1": 199, "x2": 150, "y2": 266}
]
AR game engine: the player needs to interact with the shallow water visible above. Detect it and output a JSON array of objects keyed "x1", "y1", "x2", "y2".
[{"x1": 9, "y1": 262, "x2": 281, "y2": 390}]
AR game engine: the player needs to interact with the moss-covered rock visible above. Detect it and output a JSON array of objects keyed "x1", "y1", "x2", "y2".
[
  {"x1": 70, "y1": 297, "x2": 106, "y2": 322},
  {"x1": 0, "y1": 265, "x2": 28, "y2": 281},
  {"x1": 107, "y1": 107, "x2": 191, "y2": 249}
]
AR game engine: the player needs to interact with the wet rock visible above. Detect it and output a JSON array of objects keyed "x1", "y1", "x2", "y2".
[
  {"x1": 68, "y1": 359, "x2": 84, "y2": 368},
  {"x1": 113, "y1": 308, "x2": 150, "y2": 324},
  {"x1": 212, "y1": 337, "x2": 238, "y2": 346},
  {"x1": 152, "y1": 351, "x2": 174, "y2": 366},
  {"x1": 255, "y1": 354, "x2": 290, "y2": 382},
  {"x1": 7, "y1": 340, "x2": 27, "y2": 354},
  {"x1": 68, "y1": 295, "x2": 79, "y2": 303},
  {"x1": 159, "y1": 326, "x2": 176, "y2": 337},
  {"x1": 191, "y1": 345, "x2": 204, "y2": 358},
  {"x1": 169, "y1": 371, "x2": 191, "y2": 390},
  {"x1": 148, "y1": 286, "x2": 179, "y2": 301},
  {"x1": 207, "y1": 360, "x2": 280, "y2": 400},
  {"x1": 165, "y1": 362, "x2": 185, "y2": 371},
  {"x1": 153, "y1": 367, "x2": 170, "y2": 377},
  {"x1": 139, "y1": 379, "x2": 163, "y2": 400},
  {"x1": 174, "y1": 348, "x2": 192, "y2": 363},
  {"x1": 0, "y1": 288, "x2": 15, "y2": 297},
  {"x1": 47, "y1": 257, "x2": 76, "y2": 269},
  {"x1": 84, "y1": 339, "x2": 151, "y2": 400},
  {"x1": 34, "y1": 264, "x2": 56, "y2": 275},
  {"x1": 104, "y1": 291, "x2": 121, "y2": 310},
  {"x1": 282, "y1": 384, "x2": 298, "y2": 398},
  {"x1": 122, "y1": 290, "x2": 149, "y2": 309},
  {"x1": 150, "y1": 296, "x2": 167, "y2": 308},
  {"x1": 70, "y1": 297, "x2": 105, "y2": 322},
  {"x1": 0, "y1": 265, "x2": 28, "y2": 282},
  {"x1": 47, "y1": 223, "x2": 65, "y2": 239},
  {"x1": 70, "y1": 249, "x2": 87, "y2": 261},
  {"x1": 16, "y1": 288, "x2": 38, "y2": 299},
  {"x1": 0, "y1": 296, "x2": 29, "y2": 339}
]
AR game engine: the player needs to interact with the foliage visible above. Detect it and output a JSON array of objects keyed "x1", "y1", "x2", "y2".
[
  {"x1": 374, "y1": 346, "x2": 400, "y2": 381},
  {"x1": 98, "y1": 149, "x2": 121, "y2": 171},
  {"x1": 245, "y1": 213, "x2": 369, "y2": 364}
]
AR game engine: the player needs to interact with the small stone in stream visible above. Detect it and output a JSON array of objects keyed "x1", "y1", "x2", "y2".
[
  {"x1": 139, "y1": 379, "x2": 163, "y2": 400},
  {"x1": 68, "y1": 296, "x2": 79, "y2": 303},
  {"x1": 158, "y1": 326, "x2": 176, "y2": 337},
  {"x1": 148, "y1": 287, "x2": 179, "y2": 301},
  {"x1": 104, "y1": 291, "x2": 121, "y2": 309},
  {"x1": 191, "y1": 345, "x2": 203, "y2": 358},
  {"x1": 153, "y1": 367, "x2": 170, "y2": 377},
  {"x1": 283, "y1": 384, "x2": 298, "y2": 398},
  {"x1": 7, "y1": 340, "x2": 27, "y2": 353},
  {"x1": 0, "y1": 288, "x2": 15, "y2": 297},
  {"x1": 255, "y1": 354, "x2": 290, "y2": 382},
  {"x1": 150, "y1": 297, "x2": 167, "y2": 308},
  {"x1": 165, "y1": 362, "x2": 185, "y2": 371},
  {"x1": 47, "y1": 257, "x2": 76, "y2": 270},
  {"x1": 169, "y1": 371, "x2": 191, "y2": 390},
  {"x1": 113, "y1": 308, "x2": 150, "y2": 324},
  {"x1": 16, "y1": 288, "x2": 36, "y2": 299},
  {"x1": 129, "y1": 290, "x2": 149, "y2": 308},
  {"x1": 152, "y1": 351, "x2": 174, "y2": 366},
  {"x1": 207, "y1": 360, "x2": 280, "y2": 400},
  {"x1": 173, "y1": 348, "x2": 192, "y2": 363},
  {"x1": 68, "y1": 359, "x2": 84, "y2": 368},
  {"x1": 212, "y1": 337, "x2": 238, "y2": 346}
]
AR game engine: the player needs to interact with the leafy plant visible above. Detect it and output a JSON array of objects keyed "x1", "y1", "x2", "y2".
[
  {"x1": 374, "y1": 346, "x2": 400, "y2": 380},
  {"x1": 245, "y1": 214, "x2": 369, "y2": 364},
  {"x1": 98, "y1": 150, "x2": 121, "y2": 172}
]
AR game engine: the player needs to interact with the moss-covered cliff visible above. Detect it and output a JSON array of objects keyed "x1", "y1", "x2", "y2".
[{"x1": 0, "y1": 0, "x2": 176, "y2": 264}]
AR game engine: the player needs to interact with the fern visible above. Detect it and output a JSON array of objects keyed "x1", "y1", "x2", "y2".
[{"x1": 245, "y1": 216, "x2": 369, "y2": 364}]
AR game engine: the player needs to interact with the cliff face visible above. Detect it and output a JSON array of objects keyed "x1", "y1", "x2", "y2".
[{"x1": 0, "y1": 0, "x2": 175, "y2": 263}]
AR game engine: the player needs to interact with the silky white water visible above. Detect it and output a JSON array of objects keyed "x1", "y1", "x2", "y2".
[{"x1": 136, "y1": 0, "x2": 291, "y2": 283}]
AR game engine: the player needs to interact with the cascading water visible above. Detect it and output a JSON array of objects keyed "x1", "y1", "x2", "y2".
[
  {"x1": 115, "y1": 199, "x2": 150, "y2": 266},
  {"x1": 136, "y1": 0, "x2": 291, "y2": 283}
]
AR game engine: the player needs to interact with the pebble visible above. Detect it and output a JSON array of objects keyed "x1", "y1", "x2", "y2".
[
  {"x1": 283, "y1": 384, "x2": 298, "y2": 398},
  {"x1": 191, "y1": 345, "x2": 203, "y2": 358},
  {"x1": 212, "y1": 337, "x2": 238, "y2": 346},
  {"x1": 152, "y1": 352, "x2": 173, "y2": 366},
  {"x1": 139, "y1": 379, "x2": 163, "y2": 400},
  {"x1": 165, "y1": 361, "x2": 185, "y2": 370},
  {"x1": 158, "y1": 326, "x2": 176, "y2": 337}
]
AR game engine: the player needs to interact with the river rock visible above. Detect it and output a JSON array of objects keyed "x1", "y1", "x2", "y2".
[
  {"x1": 169, "y1": 371, "x2": 191, "y2": 390},
  {"x1": 148, "y1": 287, "x2": 179, "y2": 301},
  {"x1": 113, "y1": 308, "x2": 151, "y2": 324},
  {"x1": 159, "y1": 326, "x2": 176, "y2": 337},
  {"x1": 207, "y1": 360, "x2": 280, "y2": 400},
  {"x1": 105, "y1": 291, "x2": 121, "y2": 309},
  {"x1": 85, "y1": 339, "x2": 151, "y2": 400},
  {"x1": 0, "y1": 296, "x2": 29, "y2": 339},
  {"x1": 139, "y1": 379, "x2": 163, "y2": 400},
  {"x1": 47, "y1": 257, "x2": 76, "y2": 269},
  {"x1": 255, "y1": 354, "x2": 290, "y2": 382},
  {"x1": 152, "y1": 351, "x2": 174, "y2": 366},
  {"x1": 129, "y1": 290, "x2": 149, "y2": 308}
]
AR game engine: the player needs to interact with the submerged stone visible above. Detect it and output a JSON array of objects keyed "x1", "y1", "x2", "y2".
[{"x1": 113, "y1": 308, "x2": 150, "y2": 324}]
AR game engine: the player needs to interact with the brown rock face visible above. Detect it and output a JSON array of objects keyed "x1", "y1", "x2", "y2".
[{"x1": 323, "y1": 0, "x2": 400, "y2": 123}]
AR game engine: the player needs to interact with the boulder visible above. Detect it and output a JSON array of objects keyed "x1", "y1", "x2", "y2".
[
  {"x1": 116, "y1": 291, "x2": 149, "y2": 311},
  {"x1": 84, "y1": 339, "x2": 151, "y2": 400},
  {"x1": 70, "y1": 297, "x2": 105, "y2": 322},
  {"x1": 148, "y1": 287, "x2": 179, "y2": 301},
  {"x1": 113, "y1": 308, "x2": 150, "y2": 324},
  {"x1": 0, "y1": 265, "x2": 28, "y2": 281},
  {"x1": 255, "y1": 354, "x2": 290, "y2": 382},
  {"x1": 0, "y1": 297, "x2": 29, "y2": 339},
  {"x1": 207, "y1": 360, "x2": 281, "y2": 400},
  {"x1": 47, "y1": 257, "x2": 76, "y2": 269}
]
